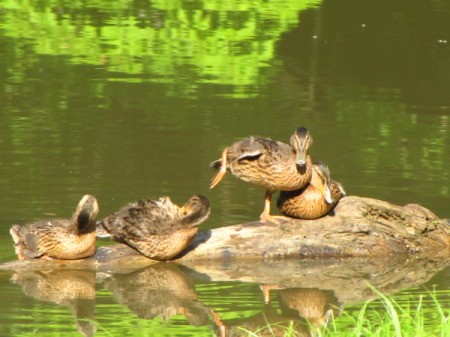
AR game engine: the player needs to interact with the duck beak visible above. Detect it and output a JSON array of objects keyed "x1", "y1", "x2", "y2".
[{"x1": 295, "y1": 151, "x2": 307, "y2": 173}]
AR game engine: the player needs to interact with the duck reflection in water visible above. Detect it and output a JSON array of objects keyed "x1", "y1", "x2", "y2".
[
  {"x1": 10, "y1": 269, "x2": 97, "y2": 337},
  {"x1": 262, "y1": 286, "x2": 340, "y2": 332},
  {"x1": 212, "y1": 286, "x2": 340, "y2": 337},
  {"x1": 98, "y1": 263, "x2": 224, "y2": 330}
]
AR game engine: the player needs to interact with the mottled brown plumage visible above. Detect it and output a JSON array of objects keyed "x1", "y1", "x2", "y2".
[
  {"x1": 277, "y1": 163, "x2": 346, "y2": 219},
  {"x1": 210, "y1": 127, "x2": 313, "y2": 222},
  {"x1": 10, "y1": 195, "x2": 99, "y2": 260},
  {"x1": 98, "y1": 195, "x2": 210, "y2": 261}
]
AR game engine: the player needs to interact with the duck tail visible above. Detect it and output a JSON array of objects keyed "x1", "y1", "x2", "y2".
[
  {"x1": 210, "y1": 159, "x2": 222, "y2": 170},
  {"x1": 9, "y1": 225, "x2": 22, "y2": 244}
]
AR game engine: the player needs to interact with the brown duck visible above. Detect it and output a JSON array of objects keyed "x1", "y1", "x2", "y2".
[
  {"x1": 277, "y1": 162, "x2": 346, "y2": 219},
  {"x1": 97, "y1": 195, "x2": 210, "y2": 261},
  {"x1": 10, "y1": 195, "x2": 99, "y2": 260},
  {"x1": 210, "y1": 127, "x2": 313, "y2": 222}
]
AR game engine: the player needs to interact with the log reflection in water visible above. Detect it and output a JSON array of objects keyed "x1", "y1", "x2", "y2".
[
  {"x1": 182, "y1": 254, "x2": 449, "y2": 304},
  {"x1": 10, "y1": 269, "x2": 96, "y2": 337}
]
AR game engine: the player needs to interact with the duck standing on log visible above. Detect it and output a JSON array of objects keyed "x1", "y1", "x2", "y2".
[
  {"x1": 9, "y1": 195, "x2": 99, "y2": 260},
  {"x1": 210, "y1": 127, "x2": 313, "y2": 222},
  {"x1": 277, "y1": 162, "x2": 346, "y2": 219},
  {"x1": 97, "y1": 195, "x2": 210, "y2": 261}
]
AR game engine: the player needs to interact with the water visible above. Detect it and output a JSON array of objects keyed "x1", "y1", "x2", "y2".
[{"x1": 0, "y1": 0, "x2": 449, "y2": 336}]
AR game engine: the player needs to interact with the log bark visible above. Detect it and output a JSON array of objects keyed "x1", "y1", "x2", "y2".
[{"x1": 0, "y1": 196, "x2": 449, "y2": 272}]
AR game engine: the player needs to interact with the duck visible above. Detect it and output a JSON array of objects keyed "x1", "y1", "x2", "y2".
[
  {"x1": 210, "y1": 127, "x2": 313, "y2": 222},
  {"x1": 277, "y1": 162, "x2": 346, "y2": 220},
  {"x1": 97, "y1": 195, "x2": 210, "y2": 261},
  {"x1": 9, "y1": 195, "x2": 99, "y2": 260}
]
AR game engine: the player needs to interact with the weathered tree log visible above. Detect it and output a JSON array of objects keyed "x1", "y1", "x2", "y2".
[
  {"x1": 182, "y1": 195, "x2": 450, "y2": 260},
  {"x1": 0, "y1": 196, "x2": 449, "y2": 272}
]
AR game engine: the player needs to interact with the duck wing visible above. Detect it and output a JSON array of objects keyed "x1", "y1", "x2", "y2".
[{"x1": 101, "y1": 198, "x2": 181, "y2": 242}]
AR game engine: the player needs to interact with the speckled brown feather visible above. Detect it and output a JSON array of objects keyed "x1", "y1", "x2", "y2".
[
  {"x1": 98, "y1": 195, "x2": 210, "y2": 261},
  {"x1": 9, "y1": 195, "x2": 99, "y2": 260}
]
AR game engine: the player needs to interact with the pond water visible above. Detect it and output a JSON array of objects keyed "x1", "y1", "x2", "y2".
[{"x1": 0, "y1": 0, "x2": 449, "y2": 336}]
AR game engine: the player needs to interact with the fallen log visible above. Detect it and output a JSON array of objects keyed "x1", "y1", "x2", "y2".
[
  {"x1": 0, "y1": 196, "x2": 449, "y2": 272},
  {"x1": 183, "y1": 195, "x2": 450, "y2": 260}
]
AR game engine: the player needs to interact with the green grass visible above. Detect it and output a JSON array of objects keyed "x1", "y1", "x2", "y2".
[{"x1": 239, "y1": 287, "x2": 450, "y2": 337}]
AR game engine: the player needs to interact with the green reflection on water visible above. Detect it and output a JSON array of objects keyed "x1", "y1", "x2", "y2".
[{"x1": 0, "y1": 0, "x2": 321, "y2": 97}]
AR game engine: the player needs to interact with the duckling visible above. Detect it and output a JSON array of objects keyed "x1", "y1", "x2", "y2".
[
  {"x1": 277, "y1": 163, "x2": 345, "y2": 220},
  {"x1": 10, "y1": 195, "x2": 99, "y2": 260},
  {"x1": 97, "y1": 195, "x2": 210, "y2": 261},
  {"x1": 210, "y1": 127, "x2": 313, "y2": 222}
]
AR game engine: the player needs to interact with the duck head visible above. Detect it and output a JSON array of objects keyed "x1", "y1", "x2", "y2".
[
  {"x1": 311, "y1": 163, "x2": 334, "y2": 204},
  {"x1": 290, "y1": 127, "x2": 313, "y2": 173}
]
